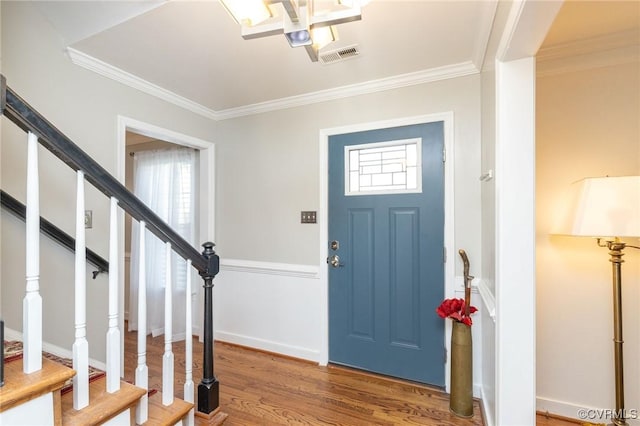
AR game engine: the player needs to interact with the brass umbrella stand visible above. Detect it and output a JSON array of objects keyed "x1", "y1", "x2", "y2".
[{"x1": 449, "y1": 249, "x2": 474, "y2": 417}]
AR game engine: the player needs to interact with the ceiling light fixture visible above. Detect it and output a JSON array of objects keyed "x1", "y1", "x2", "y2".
[{"x1": 219, "y1": 0, "x2": 368, "y2": 62}]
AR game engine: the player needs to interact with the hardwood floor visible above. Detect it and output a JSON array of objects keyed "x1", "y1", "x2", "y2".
[{"x1": 123, "y1": 331, "x2": 579, "y2": 425}]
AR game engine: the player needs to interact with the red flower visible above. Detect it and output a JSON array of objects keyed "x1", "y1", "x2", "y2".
[{"x1": 436, "y1": 298, "x2": 477, "y2": 326}]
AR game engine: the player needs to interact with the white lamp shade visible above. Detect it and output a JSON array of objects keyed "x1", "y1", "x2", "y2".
[{"x1": 556, "y1": 176, "x2": 640, "y2": 238}]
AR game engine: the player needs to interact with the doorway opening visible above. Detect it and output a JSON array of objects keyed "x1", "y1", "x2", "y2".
[{"x1": 117, "y1": 117, "x2": 215, "y2": 343}]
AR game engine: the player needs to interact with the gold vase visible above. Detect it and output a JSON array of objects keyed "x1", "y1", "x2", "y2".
[{"x1": 450, "y1": 320, "x2": 473, "y2": 418}]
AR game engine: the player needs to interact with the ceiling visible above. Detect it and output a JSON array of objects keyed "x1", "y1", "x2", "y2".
[{"x1": 31, "y1": 0, "x2": 639, "y2": 118}]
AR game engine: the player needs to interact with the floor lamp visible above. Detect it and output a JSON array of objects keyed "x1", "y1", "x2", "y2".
[{"x1": 558, "y1": 175, "x2": 640, "y2": 426}]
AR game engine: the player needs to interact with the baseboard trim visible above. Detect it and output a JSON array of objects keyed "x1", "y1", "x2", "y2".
[
  {"x1": 4, "y1": 327, "x2": 107, "y2": 371},
  {"x1": 536, "y1": 396, "x2": 606, "y2": 423},
  {"x1": 536, "y1": 410, "x2": 582, "y2": 424},
  {"x1": 480, "y1": 386, "x2": 495, "y2": 426},
  {"x1": 214, "y1": 330, "x2": 319, "y2": 363}
]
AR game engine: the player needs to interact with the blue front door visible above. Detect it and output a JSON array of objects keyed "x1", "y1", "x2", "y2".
[{"x1": 328, "y1": 122, "x2": 445, "y2": 385}]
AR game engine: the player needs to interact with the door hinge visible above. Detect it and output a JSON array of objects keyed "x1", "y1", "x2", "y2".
[
  {"x1": 443, "y1": 247, "x2": 447, "y2": 263},
  {"x1": 442, "y1": 147, "x2": 446, "y2": 163},
  {"x1": 444, "y1": 347, "x2": 448, "y2": 363}
]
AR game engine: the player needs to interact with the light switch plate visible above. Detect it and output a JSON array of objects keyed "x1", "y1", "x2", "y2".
[{"x1": 301, "y1": 211, "x2": 317, "y2": 224}]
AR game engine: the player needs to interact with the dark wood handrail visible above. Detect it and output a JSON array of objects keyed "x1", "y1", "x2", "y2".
[
  {"x1": 0, "y1": 76, "x2": 208, "y2": 273},
  {"x1": 1, "y1": 190, "x2": 109, "y2": 278}
]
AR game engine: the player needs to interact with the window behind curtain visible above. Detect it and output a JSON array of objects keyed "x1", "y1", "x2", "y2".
[{"x1": 129, "y1": 146, "x2": 197, "y2": 338}]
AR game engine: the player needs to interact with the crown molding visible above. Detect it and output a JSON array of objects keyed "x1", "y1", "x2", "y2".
[
  {"x1": 472, "y1": 0, "x2": 499, "y2": 71},
  {"x1": 537, "y1": 29, "x2": 639, "y2": 63},
  {"x1": 66, "y1": 47, "x2": 218, "y2": 120},
  {"x1": 537, "y1": 45, "x2": 639, "y2": 78},
  {"x1": 214, "y1": 62, "x2": 479, "y2": 120},
  {"x1": 537, "y1": 30, "x2": 640, "y2": 77},
  {"x1": 67, "y1": 47, "x2": 478, "y2": 121}
]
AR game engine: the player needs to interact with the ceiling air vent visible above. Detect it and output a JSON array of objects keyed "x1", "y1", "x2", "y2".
[{"x1": 319, "y1": 45, "x2": 360, "y2": 65}]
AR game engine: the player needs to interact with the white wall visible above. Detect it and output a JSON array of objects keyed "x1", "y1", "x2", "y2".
[
  {"x1": 214, "y1": 76, "x2": 482, "y2": 267},
  {"x1": 0, "y1": 2, "x2": 217, "y2": 361},
  {"x1": 536, "y1": 59, "x2": 640, "y2": 420},
  {"x1": 477, "y1": 1, "x2": 514, "y2": 422},
  {"x1": 213, "y1": 75, "x2": 483, "y2": 370}
]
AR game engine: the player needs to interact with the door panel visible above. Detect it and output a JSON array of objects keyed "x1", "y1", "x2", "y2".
[
  {"x1": 389, "y1": 207, "x2": 420, "y2": 348},
  {"x1": 349, "y1": 208, "x2": 375, "y2": 339},
  {"x1": 328, "y1": 122, "x2": 445, "y2": 386}
]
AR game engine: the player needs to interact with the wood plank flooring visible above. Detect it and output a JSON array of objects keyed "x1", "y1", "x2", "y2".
[{"x1": 123, "y1": 330, "x2": 579, "y2": 425}]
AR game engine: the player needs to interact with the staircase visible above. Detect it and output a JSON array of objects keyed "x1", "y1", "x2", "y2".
[
  {"x1": 2, "y1": 356, "x2": 194, "y2": 425},
  {"x1": 0, "y1": 75, "x2": 227, "y2": 425}
]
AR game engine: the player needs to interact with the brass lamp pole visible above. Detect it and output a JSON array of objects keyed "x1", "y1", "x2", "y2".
[{"x1": 598, "y1": 238, "x2": 639, "y2": 426}]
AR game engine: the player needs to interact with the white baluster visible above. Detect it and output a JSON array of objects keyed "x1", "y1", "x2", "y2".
[
  {"x1": 24, "y1": 132, "x2": 42, "y2": 374},
  {"x1": 135, "y1": 221, "x2": 148, "y2": 424},
  {"x1": 163, "y1": 243, "x2": 174, "y2": 405},
  {"x1": 73, "y1": 170, "x2": 89, "y2": 409},
  {"x1": 106, "y1": 197, "x2": 120, "y2": 393},
  {"x1": 184, "y1": 259, "x2": 194, "y2": 426}
]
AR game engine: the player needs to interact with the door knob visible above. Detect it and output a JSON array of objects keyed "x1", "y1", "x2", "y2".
[{"x1": 328, "y1": 254, "x2": 344, "y2": 268}]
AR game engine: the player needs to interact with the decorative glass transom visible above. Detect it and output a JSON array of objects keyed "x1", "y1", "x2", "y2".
[{"x1": 345, "y1": 138, "x2": 422, "y2": 196}]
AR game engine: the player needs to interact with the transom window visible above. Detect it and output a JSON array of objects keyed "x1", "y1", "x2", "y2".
[{"x1": 345, "y1": 138, "x2": 422, "y2": 196}]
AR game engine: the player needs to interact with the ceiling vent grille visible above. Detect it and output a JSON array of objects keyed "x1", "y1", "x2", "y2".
[{"x1": 319, "y1": 45, "x2": 360, "y2": 65}]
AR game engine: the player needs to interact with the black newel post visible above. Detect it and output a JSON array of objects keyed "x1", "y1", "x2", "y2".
[
  {"x1": 198, "y1": 242, "x2": 220, "y2": 414},
  {"x1": 1, "y1": 319, "x2": 4, "y2": 387},
  {"x1": 1, "y1": 74, "x2": 7, "y2": 117}
]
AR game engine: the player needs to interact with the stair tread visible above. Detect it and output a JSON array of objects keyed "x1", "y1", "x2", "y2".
[
  {"x1": 0, "y1": 356, "x2": 75, "y2": 413},
  {"x1": 61, "y1": 376, "x2": 145, "y2": 425},
  {"x1": 146, "y1": 390, "x2": 194, "y2": 425}
]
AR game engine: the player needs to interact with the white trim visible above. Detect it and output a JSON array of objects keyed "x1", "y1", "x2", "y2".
[
  {"x1": 481, "y1": 386, "x2": 496, "y2": 426},
  {"x1": 477, "y1": 279, "x2": 496, "y2": 323},
  {"x1": 318, "y1": 112, "x2": 455, "y2": 380},
  {"x1": 116, "y1": 116, "x2": 216, "y2": 243},
  {"x1": 4, "y1": 327, "x2": 107, "y2": 371},
  {"x1": 496, "y1": 0, "x2": 562, "y2": 62},
  {"x1": 215, "y1": 331, "x2": 320, "y2": 362},
  {"x1": 536, "y1": 29, "x2": 639, "y2": 64},
  {"x1": 215, "y1": 63, "x2": 477, "y2": 120},
  {"x1": 67, "y1": 48, "x2": 217, "y2": 120},
  {"x1": 536, "y1": 396, "x2": 623, "y2": 423},
  {"x1": 66, "y1": 46, "x2": 478, "y2": 121},
  {"x1": 495, "y1": 57, "x2": 537, "y2": 425},
  {"x1": 116, "y1": 116, "x2": 215, "y2": 367},
  {"x1": 537, "y1": 44, "x2": 639, "y2": 78},
  {"x1": 220, "y1": 258, "x2": 319, "y2": 279},
  {"x1": 472, "y1": 0, "x2": 499, "y2": 70}
]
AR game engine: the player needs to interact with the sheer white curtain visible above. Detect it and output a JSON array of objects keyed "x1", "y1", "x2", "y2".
[{"x1": 128, "y1": 147, "x2": 196, "y2": 340}]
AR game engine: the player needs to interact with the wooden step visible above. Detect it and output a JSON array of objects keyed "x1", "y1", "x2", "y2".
[
  {"x1": 61, "y1": 376, "x2": 146, "y2": 425},
  {"x1": 146, "y1": 390, "x2": 194, "y2": 425},
  {"x1": 1, "y1": 357, "x2": 76, "y2": 425}
]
